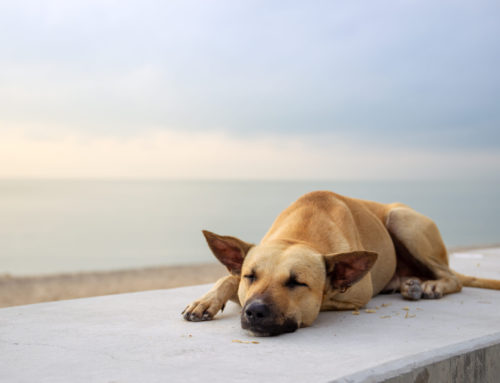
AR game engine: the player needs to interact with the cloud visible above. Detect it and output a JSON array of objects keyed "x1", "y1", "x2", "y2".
[
  {"x1": 1, "y1": 127, "x2": 499, "y2": 180},
  {"x1": 0, "y1": 2, "x2": 499, "y2": 180},
  {"x1": 0, "y1": 1, "x2": 499, "y2": 150}
]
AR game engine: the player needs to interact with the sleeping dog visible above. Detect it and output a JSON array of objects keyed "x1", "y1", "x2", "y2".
[{"x1": 182, "y1": 191, "x2": 500, "y2": 336}]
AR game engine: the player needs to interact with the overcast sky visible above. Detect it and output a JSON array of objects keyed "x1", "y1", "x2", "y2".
[{"x1": 1, "y1": 0, "x2": 499, "y2": 179}]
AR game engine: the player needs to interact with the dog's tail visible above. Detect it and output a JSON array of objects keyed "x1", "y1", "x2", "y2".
[{"x1": 454, "y1": 271, "x2": 500, "y2": 290}]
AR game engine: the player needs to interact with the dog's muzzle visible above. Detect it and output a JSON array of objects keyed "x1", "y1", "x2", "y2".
[{"x1": 241, "y1": 299, "x2": 298, "y2": 336}]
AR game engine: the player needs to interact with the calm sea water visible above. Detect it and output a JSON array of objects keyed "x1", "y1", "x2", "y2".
[{"x1": 1, "y1": 179, "x2": 499, "y2": 275}]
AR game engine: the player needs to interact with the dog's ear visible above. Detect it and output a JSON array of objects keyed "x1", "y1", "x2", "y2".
[
  {"x1": 202, "y1": 230, "x2": 253, "y2": 275},
  {"x1": 323, "y1": 251, "x2": 378, "y2": 292}
]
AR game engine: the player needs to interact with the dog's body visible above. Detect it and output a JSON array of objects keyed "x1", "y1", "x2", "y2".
[{"x1": 183, "y1": 191, "x2": 500, "y2": 336}]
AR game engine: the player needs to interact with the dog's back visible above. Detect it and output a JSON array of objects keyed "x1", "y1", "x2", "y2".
[{"x1": 262, "y1": 191, "x2": 397, "y2": 295}]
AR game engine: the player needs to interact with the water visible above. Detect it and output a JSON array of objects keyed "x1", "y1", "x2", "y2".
[{"x1": 1, "y1": 179, "x2": 499, "y2": 275}]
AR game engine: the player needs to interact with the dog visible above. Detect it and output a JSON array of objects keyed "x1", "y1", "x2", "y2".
[{"x1": 182, "y1": 191, "x2": 500, "y2": 336}]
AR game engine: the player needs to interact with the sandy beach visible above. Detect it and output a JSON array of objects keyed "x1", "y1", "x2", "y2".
[{"x1": 0, "y1": 263, "x2": 227, "y2": 308}]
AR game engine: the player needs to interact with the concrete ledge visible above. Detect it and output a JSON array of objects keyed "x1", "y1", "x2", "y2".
[
  {"x1": 381, "y1": 340, "x2": 500, "y2": 383},
  {"x1": 338, "y1": 333, "x2": 500, "y2": 382},
  {"x1": 1, "y1": 249, "x2": 500, "y2": 382}
]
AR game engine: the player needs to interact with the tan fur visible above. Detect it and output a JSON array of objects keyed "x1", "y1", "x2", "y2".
[
  {"x1": 454, "y1": 272, "x2": 500, "y2": 289},
  {"x1": 183, "y1": 191, "x2": 500, "y2": 334}
]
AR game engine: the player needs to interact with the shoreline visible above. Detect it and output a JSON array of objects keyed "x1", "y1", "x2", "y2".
[
  {"x1": 0, "y1": 263, "x2": 227, "y2": 308},
  {"x1": 2, "y1": 244, "x2": 499, "y2": 309}
]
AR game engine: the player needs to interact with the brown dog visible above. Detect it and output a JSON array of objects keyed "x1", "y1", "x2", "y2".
[{"x1": 182, "y1": 191, "x2": 500, "y2": 336}]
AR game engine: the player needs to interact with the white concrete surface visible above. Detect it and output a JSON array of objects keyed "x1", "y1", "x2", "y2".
[
  {"x1": 449, "y1": 247, "x2": 500, "y2": 279},
  {"x1": 1, "y1": 248, "x2": 500, "y2": 383}
]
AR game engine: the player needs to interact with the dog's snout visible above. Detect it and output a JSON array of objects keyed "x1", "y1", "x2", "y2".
[
  {"x1": 241, "y1": 299, "x2": 299, "y2": 336},
  {"x1": 244, "y1": 301, "x2": 270, "y2": 322}
]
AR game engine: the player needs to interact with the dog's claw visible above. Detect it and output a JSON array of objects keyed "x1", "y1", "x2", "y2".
[
  {"x1": 422, "y1": 288, "x2": 443, "y2": 299},
  {"x1": 183, "y1": 294, "x2": 226, "y2": 322}
]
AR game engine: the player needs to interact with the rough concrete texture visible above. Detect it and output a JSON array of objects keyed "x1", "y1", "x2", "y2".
[
  {"x1": 381, "y1": 342, "x2": 500, "y2": 383},
  {"x1": 1, "y1": 248, "x2": 500, "y2": 383}
]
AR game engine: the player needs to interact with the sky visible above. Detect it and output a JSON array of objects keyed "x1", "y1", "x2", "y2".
[{"x1": 1, "y1": 0, "x2": 499, "y2": 179}]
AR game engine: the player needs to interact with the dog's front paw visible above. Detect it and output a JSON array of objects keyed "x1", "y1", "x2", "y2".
[{"x1": 182, "y1": 296, "x2": 225, "y2": 322}]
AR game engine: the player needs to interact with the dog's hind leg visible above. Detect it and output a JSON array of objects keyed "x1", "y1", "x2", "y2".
[
  {"x1": 182, "y1": 275, "x2": 240, "y2": 321},
  {"x1": 382, "y1": 274, "x2": 424, "y2": 301},
  {"x1": 385, "y1": 205, "x2": 462, "y2": 299}
]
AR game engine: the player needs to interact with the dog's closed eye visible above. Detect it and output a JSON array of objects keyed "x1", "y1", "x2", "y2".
[
  {"x1": 285, "y1": 275, "x2": 309, "y2": 289},
  {"x1": 244, "y1": 272, "x2": 257, "y2": 283}
]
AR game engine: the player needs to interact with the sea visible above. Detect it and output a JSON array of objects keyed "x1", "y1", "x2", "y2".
[{"x1": 1, "y1": 179, "x2": 499, "y2": 276}]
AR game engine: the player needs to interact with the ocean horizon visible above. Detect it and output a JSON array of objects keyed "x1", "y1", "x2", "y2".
[{"x1": 1, "y1": 178, "x2": 499, "y2": 276}]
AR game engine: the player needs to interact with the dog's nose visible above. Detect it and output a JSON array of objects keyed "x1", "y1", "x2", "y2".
[{"x1": 244, "y1": 301, "x2": 270, "y2": 323}]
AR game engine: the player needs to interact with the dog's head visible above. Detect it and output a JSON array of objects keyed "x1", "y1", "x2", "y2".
[{"x1": 203, "y1": 231, "x2": 377, "y2": 336}]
